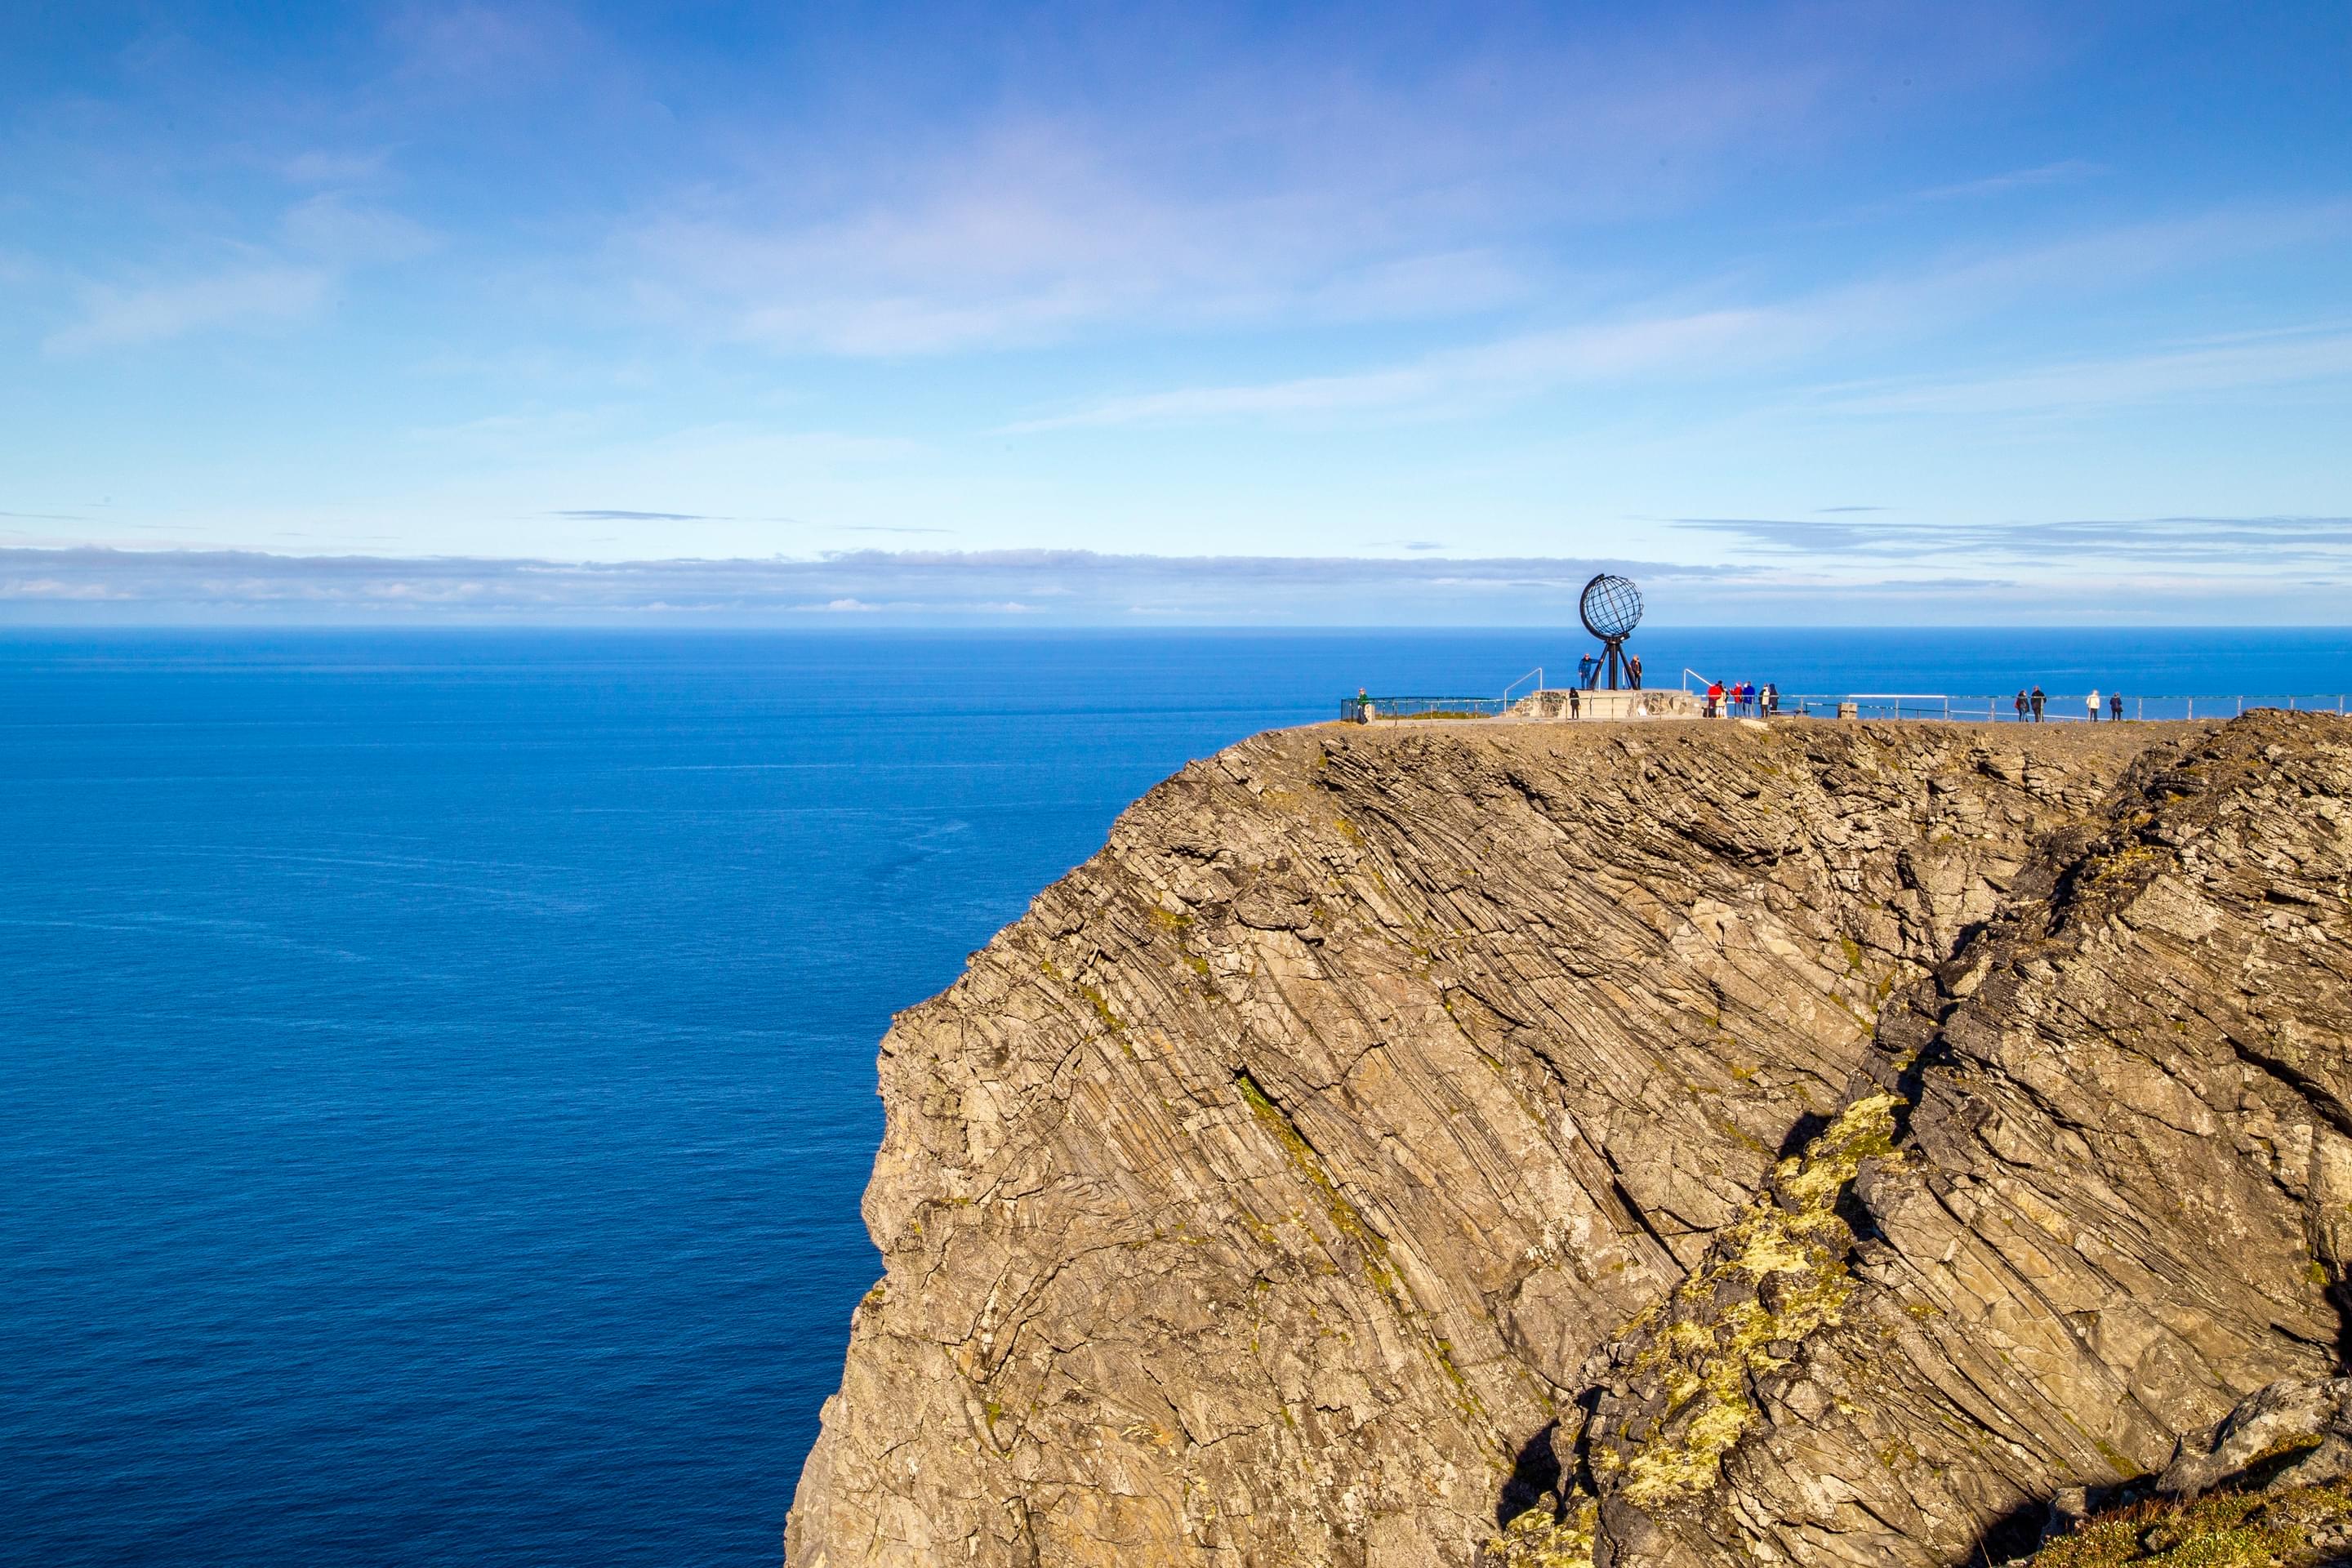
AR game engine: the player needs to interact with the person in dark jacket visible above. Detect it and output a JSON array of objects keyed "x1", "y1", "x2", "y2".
[
  {"x1": 2110, "y1": 691, "x2": 2124, "y2": 722},
  {"x1": 2029, "y1": 685, "x2": 2046, "y2": 721},
  {"x1": 2015, "y1": 689, "x2": 2029, "y2": 721}
]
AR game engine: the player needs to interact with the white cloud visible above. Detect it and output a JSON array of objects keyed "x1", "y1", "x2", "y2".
[
  {"x1": 1003, "y1": 309, "x2": 1779, "y2": 429},
  {"x1": 281, "y1": 149, "x2": 392, "y2": 185},
  {"x1": 44, "y1": 265, "x2": 332, "y2": 354},
  {"x1": 1823, "y1": 326, "x2": 2352, "y2": 416},
  {"x1": 0, "y1": 577, "x2": 132, "y2": 599},
  {"x1": 281, "y1": 194, "x2": 439, "y2": 265},
  {"x1": 608, "y1": 9, "x2": 2017, "y2": 358},
  {"x1": 7, "y1": 542, "x2": 2345, "y2": 626},
  {"x1": 1900, "y1": 159, "x2": 2105, "y2": 205},
  {"x1": 1000, "y1": 202, "x2": 2352, "y2": 430},
  {"x1": 38, "y1": 188, "x2": 439, "y2": 357}
]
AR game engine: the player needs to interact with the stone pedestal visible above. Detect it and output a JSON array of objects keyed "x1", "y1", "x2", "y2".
[{"x1": 1513, "y1": 688, "x2": 1703, "y2": 720}]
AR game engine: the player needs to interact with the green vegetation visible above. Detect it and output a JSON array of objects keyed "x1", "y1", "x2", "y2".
[
  {"x1": 1601, "y1": 1092, "x2": 1900, "y2": 1507},
  {"x1": 1493, "y1": 1095, "x2": 1904, "y2": 1566},
  {"x1": 2025, "y1": 1480, "x2": 2352, "y2": 1567},
  {"x1": 1490, "y1": 1498, "x2": 1599, "y2": 1568}
]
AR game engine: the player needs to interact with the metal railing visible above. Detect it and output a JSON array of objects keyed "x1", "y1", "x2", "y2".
[
  {"x1": 1780, "y1": 694, "x2": 2352, "y2": 723},
  {"x1": 1339, "y1": 694, "x2": 1508, "y2": 722},
  {"x1": 1341, "y1": 691, "x2": 2352, "y2": 725}
]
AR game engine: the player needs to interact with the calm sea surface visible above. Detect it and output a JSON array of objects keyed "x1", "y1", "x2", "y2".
[{"x1": 6, "y1": 627, "x2": 2349, "y2": 1567}]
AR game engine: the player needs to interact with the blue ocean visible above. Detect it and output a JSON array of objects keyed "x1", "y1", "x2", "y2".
[{"x1": 7, "y1": 627, "x2": 2349, "y2": 1567}]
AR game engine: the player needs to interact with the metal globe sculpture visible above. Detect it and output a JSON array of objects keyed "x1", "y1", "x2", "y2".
[
  {"x1": 1579, "y1": 574, "x2": 1643, "y2": 641},
  {"x1": 1577, "y1": 572, "x2": 1644, "y2": 691}
]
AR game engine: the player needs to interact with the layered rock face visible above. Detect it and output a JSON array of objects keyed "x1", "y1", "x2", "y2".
[{"x1": 786, "y1": 712, "x2": 2352, "y2": 1568}]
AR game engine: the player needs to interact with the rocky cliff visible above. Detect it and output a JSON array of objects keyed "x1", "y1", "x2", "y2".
[{"x1": 786, "y1": 711, "x2": 2352, "y2": 1567}]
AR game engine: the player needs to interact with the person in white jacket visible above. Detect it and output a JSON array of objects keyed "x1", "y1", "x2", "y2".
[{"x1": 2087, "y1": 688, "x2": 2101, "y2": 722}]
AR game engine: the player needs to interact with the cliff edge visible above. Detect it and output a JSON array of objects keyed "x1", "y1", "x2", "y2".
[{"x1": 787, "y1": 712, "x2": 2352, "y2": 1567}]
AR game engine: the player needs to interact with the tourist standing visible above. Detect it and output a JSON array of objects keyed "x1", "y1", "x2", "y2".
[
  {"x1": 2015, "y1": 689, "x2": 2029, "y2": 721},
  {"x1": 2110, "y1": 692, "x2": 2124, "y2": 722},
  {"x1": 2030, "y1": 686, "x2": 2046, "y2": 721},
  {"x1": 1579, "y1": 653, "x2": 1597, "y2": 689},
  {"x1": 1706, "y1": 679, "x2": 1724, "y2": 717},
  {"x1": 2086, "y1": 688, "x2": 2100, "y2": 723},
  {"x1": 1569, "y1": 687, "x2": 1581, "y2": 719},
  {"x1": 1628, "y1": 654, "x2": 1644, "y2": 689}
]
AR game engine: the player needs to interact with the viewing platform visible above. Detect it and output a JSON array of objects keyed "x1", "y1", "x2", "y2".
[
  {"x1": 1339, "y1": 688, "x2": 2352, "y2": 725},
  {"x1": 1339, "y1": 688, "x2": 1702, "y2": 723}
]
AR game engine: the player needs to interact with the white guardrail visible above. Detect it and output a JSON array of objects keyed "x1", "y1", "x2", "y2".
[{"x1": 1775, "y1": 694, "x2": 2351, "y2": 722}]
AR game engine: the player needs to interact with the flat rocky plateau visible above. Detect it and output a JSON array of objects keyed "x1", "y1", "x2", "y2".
[{"x1": 786, "y1": 713, "x2": 2352, "y2": 1567}]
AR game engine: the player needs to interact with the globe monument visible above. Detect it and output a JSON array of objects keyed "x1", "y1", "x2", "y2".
[{"x1": 1578, "y1": 572, "x2": 1643, "y2": 690}]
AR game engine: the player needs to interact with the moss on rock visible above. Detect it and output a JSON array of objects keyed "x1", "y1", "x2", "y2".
[
  {"x1": 2021, "y1": 1482, "x2": 2352, "y2": 1567},
  {"x1": 1596, "y1": 1092, "x2": 1901, "y2": 1508},
  {"x1": 1491, "y1": 1497, "x2": 1598, "y2": 1568}
]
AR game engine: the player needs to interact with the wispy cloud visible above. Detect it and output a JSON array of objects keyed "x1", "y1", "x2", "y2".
[
  {"x1": 1820, "y1": 324, "x2": 2352, "y2": 415},
  {"x1": 280, "y1": 149, "x2": 393, "y2": 185},
  {"x1": 1003, "y1": 308, "x2": 1780, "y2": 429},
  {"x1": 280, "y1": 194, "x2": 439, "y2": 265},
  {"x1": 0, "y1": 545, "x2": 1731, "y2": 625},
  {"x1": 1, "y1": 576, "x2": 136, "y2": 601},
  {"x1": 620, "y1": 122, "x2": 1542, "y2": 356},
  {"x1": 10, "y1": 541, "x2": 2345, "y2": 626},
  {"x1": 40, "y1": 185, "x2": 441, "y2": 356},
  {"x1": 45, "y1": 265, "x2": 332, "y2": 354},
  {"x1": 548, "y1": 509, "x2": 718, "y2": 522},
  {"x1": 1675, "y1": 513, "x2": 2352, "y2": 569},
  {"x1": 610, "y1": 8, "x2": 2029, "y2": 357},
  {"x1": 1004, "y1": 203, "x2": 2352, "y2": 430},
  {"x1": 1902, "y1": 158, "x2": 2104, "y2": 205}
]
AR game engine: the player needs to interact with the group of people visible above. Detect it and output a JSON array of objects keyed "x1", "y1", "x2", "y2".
[
  {"x1": 1704, "y1": 679, "x2": 1775, "y2": 718},
  {"x1": 1574, "y1": 653, "x2": 1642, "y2": 688},
  {"x1": 2013, "y1": 687, "x2": 2127, "y2": 722}
]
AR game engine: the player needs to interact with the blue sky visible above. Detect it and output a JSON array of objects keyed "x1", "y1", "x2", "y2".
[{"x1": 2, "y1": 2, "x2": 2348, "y2": 622}]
